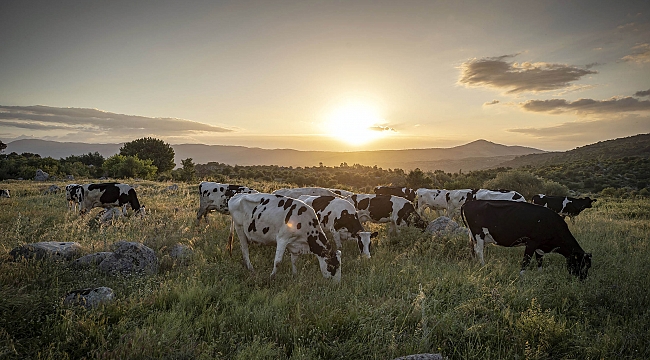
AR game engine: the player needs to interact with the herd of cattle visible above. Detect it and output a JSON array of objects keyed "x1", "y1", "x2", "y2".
[{"x1": 1, "y1": 182, "x2": 596, "y2": 281}]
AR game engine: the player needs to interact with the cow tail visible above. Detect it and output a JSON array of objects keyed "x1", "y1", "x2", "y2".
[
  {"x1": 460, "y1": 205, "x2": 468, "y2": 228},
  {"x1": 227, "y1": 218, "x2": 235, "y2": 256}
]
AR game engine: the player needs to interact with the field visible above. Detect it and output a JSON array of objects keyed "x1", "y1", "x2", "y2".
[{"x1": 1, "y1": 180, "x2": 649, "y2": 359}]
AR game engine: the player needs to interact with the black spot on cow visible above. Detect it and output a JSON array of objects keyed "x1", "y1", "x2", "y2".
[
  {"x1": 278, "y1": 199, "x2": 285, "y2": 207},
  {"x1": 262, "y1": 227, "x2": 269, "y2": 234},
  {"x1": 282, "y1": 198, "x2": 294, "y2": 210},
  {"x1": 297, "y1": 206, "x2": 308, "y2": 216},
  {"x1": 311, "y1": 196, "x2": 334, "y2": 214},
  {"x1": 248, "y1": 219, "x2": 257, "y2": 232},
  {"x1": 261, "y1": 198, "x2": 270, "y2": 206},
  {"x1": 285, "y1": 204, "x2": 297, "y2": 224},
  {"x1": 322, "y1": 211, "x2": 331, "y2": 226},
  {"x1": 367, "y1": 195, "x2": 392, "y2": 221},
  {"x1": 358, "y1": 197, "x2": 370, "y2": 211},
  {"x1": 297, "y1": 223, "x2": 302, "y2": 229},
  {"x1": 334, "y1": 210, "x2": 363, "y2": 235},
  {"x1": 512, "y1": 192, "x2": 523, "y2": 200}
]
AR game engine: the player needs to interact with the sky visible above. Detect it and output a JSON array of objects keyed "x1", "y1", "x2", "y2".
[{"x1": 1, "y1": 0, "x2": 649, "y2": 152}]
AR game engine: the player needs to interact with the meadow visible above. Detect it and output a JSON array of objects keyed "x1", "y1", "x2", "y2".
[{"x1": 1, "y1": 180, "x2": 649, "y2": 359}]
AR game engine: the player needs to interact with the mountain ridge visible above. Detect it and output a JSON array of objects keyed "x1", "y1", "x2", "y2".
[{"x1": 5, "y1": 138, "x2": 545, "y2": 172}]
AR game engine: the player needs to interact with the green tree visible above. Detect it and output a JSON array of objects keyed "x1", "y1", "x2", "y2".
[
  {"x1": 103, "y1": 154, "x2": 157, "y2": 179},
  {"x1": 0, "y1": 140, "x2": 6, "y2": 153},
  {"x1": 178, "y1": 158, "x2": 196, "y2": 182},
  {"x1": 120, "y1": 137, "x2": 175, "y2": 173},
  {"x1": 406, "y1": 168, "x2": 433, "y2": 189}
]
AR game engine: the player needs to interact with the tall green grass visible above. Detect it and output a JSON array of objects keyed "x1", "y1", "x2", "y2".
[{"x1": 1, "y1": 180, "x2": 649, "y2": 359}]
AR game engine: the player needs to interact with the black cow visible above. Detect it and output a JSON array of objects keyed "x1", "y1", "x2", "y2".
[
  {"x1": 461, "y1": 200, "x2": 592, "y2": 280},
  {"x1": 80, "y1": 183, "x2": 145, "y2": 216},
  {"x1": 0, "y1": 189, "x2": 10, "y2": 198},
  {"x1": 531, "y1": 194, "x2": 596, "y2": 219},
  {"x1": 373, "y1": 186, "x2": 416, "y2": 202},
  {"x1": 349, "y1": 194, "x2": 427, "y2": 234}
]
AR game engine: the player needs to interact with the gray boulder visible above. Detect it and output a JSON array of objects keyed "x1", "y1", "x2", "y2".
[
  {"x1": 43, "y1": 184, "x2": 61, "y2": 195},
  {"x1": 70, "y1": 252, "x2": 112, "y2": 268},
  {"x1": 425, "y1": 216, "x2": 468, "y2": 236},
  {"x1": 10, "y1": 242, "x2": 82, "y2": 261},
  {"x1": 67, "y1": 175, "x2": 75, "y2": 180},
  {"x1": 169, "y1": 243, "x2": 194, "y2": 263},
  {"x1": 34, "y1": 169, "x2": 49, "y2": 181},
  {"x1": 394, "y1": 354, "x2": 445, "y2": 360},
  {"x1": 98, "y1": 241, "x2": 159, "y2": 275},
  {"x1": 64, "y1": 287, "x2": 114, "y2": 309}
]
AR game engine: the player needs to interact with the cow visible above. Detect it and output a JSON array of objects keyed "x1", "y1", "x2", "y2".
[
  {"x1": 461, "y1": 200, "x2": 592, "y2": 280},
  {"x1": 348, "y1": 194, "x2": 428, "y2": 235},
  {"x1": 227, "y1": 193, "x2": 341, "y2": 281},
  {"x1": 298, "y1": 195, "x2": 378, "y2": 258},
  {"x1": 197, "y1": 182, "x2": 258, "y2": 222},
  {"x1": 65, "y1": 184, "x2": 83, "y2": 212},
  {"x1": 415, "y1": 188, "x2": 449, "y2": 216},
  {"x1": 531, "y1": 194, "x2": 596, "y2": 219},
  {"x1": 446, "y1": 188, "x2": 526, "y2": 217},
  {"x1": 373, "y1": 186, "x2": 417, "y2": 202},
  {"x1": 79, "y1": 183, "x2": 145, "y2": 216},
  {"x1": 273, "y1": 187, "x2": 345, "y2": 199},
  {"x1": 0, "y1": 189, "x2": 10, "y2": 198}
]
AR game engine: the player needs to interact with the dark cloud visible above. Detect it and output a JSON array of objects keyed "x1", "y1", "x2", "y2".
[
  {"x1": 509, "y1": 115, "x2": 650, "y2": 141},
  {"x1": 520, "y1": 97, "x2": 650, "y2": 114},
  {"x1": 459, "y1": 54, "x2": 597, "y2": 94},
  {"x1": 0, "y1": 105, "x2": 232, "y2": 136},
  {"x1": 483, "y1": 100, "x2": 500, "y2": 106},
  {"x1": 635, "y1": 89, "x2": 650, "y2": 97}
]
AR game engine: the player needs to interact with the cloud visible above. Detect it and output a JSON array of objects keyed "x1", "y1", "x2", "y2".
[
  {"x1": 369, "y1": 125, "x2": 396, "y2": 132},
  {"x1": 621, "y1": 43, "x2": 650, "y2": 64},
  {"x1": 635, "y1": 89, "x2": 650, "y2": 97},
  {"x1": 0, "y1": 105, "x2": 232, "y2": 141},
  {"x1": 458, "y1": 54, "x2": 597, "y2": 94},
  {"x1": 483, "y1": 100, "x2": 500, "y2": 106},
  {"x1": 519, "y1": 97, "x2": 650, "y2": 115},
  {"x1": 508, "y1": 114, "x2": 650, "y2": 142}
]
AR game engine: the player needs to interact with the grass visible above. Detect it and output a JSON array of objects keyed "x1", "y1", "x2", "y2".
[{"x1": 1, "y1": 180, "x2": 649, "y2": 359}]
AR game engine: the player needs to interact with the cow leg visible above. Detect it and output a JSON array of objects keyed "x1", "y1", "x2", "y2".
[
  {"x1": 520, "y1": 245, "x2": 537, "y2": 275},
  {"x1": 332, "y1": 230, "x2": 343, "y2": 249},
  {"x1": 290, "y1": 253, "x2": 299, "y2": 274},
  {"x1": 271, "y1": 240, "x2": 289, "y2": 279},
  {"x1": 473, "y1": 233, "x2": 485, "y2": 266},
  {"x1": 534, "y1": 249, "x2": 544, "y2": 271},
  {"x1": 235, "y1": 226, "x2": 254, "y2": 272}
]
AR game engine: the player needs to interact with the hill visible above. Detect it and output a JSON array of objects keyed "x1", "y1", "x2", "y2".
[{"x1": 6, "y1": 139, "x2": 545, "y2": 173}]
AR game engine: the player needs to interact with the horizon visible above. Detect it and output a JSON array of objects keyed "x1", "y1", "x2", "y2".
[{"x1": 1, "y1": 1, "x2": 650, "y2": 152}]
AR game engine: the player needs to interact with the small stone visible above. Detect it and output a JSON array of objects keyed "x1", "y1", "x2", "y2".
[
  {"x1": 10, "y1": 242, "x2": 82, "y2": 261},
  {"x1": 64, "y1": 287, "x2": 114, "y2": 309}
]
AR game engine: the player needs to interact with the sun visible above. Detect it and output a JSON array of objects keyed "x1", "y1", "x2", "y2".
[{"x1": 323, "y1": 102, "x2": 392, "y2": 146}]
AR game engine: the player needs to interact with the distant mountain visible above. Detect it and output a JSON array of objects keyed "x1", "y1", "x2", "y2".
[
  {"x1": 5, "y1": 138, "x2": 545, "y2": 172},
  {"x1": 501, "y1": 133, "x2": 650, "y2": 168}
]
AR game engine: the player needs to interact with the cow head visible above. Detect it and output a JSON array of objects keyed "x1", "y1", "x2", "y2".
[
  {"x1": 567, "y1": 252, "x2": 592, "y2": 280},
  {"x1": 356, "y1": 231, "x2": 378, "y2": 258},
  {"x1": 319, "y1": 249, "x2": 342, "y2": 283},
  {"x1": 584, "y1": 197, "x2": 596, "y2": 208},
  {"x1": 407, "y1": 212, "x2": 428, "y2": 231}
]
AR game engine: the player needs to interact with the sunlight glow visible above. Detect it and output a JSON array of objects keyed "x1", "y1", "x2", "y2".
[{"x1": 323, "y1": 102, "x2": 393, "y2": 146}]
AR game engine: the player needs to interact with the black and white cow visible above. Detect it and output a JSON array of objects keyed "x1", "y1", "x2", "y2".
[
  {"x1": 227, "y1": 193, "x2": 341, "y2": 281},
  {"x1": 531, "y1": 194, "x2": 596, "y2": 219},
  {"x1": 445, "y1": 188, "x2": 526, "y2": 216},
  {"x1": 0, "y1": 189, "x2": 10, "y2": 198},
  {"x1": 298, "y1": 195, "x2": 377, "y2": 258},
  {"x1": 273, "y1": 187, "x2": 344, "y2": 199},
  {"x1": 65, "y1": 184, "x2": 83, "y2": 212},
  {"x1": 348, "y1": 194, "x2": 428, "y2": 234},
  {"x1": 373, "y1": 186, "x2": 417, "y2": 202},
  {"x1": 461, "y1": 200, "x2": 592, "y2": 280},
  {"x1": 415, "y1": 188, "x2": 449, "y2": 215},
  {"x1": 79, "y1": 183, "x2": 145, "y2": 216},
  {"x1": 197, "y1": 182, "x2": 258, "y2": 221}
]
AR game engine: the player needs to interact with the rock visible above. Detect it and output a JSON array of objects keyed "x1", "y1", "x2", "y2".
[
  {"x1": 97, "y1": 207, "x2": 125, "y2": 224},
  {"x1": 34, "y1": 169, "x2": 49, "y2": 181},
  {"x1": 169, "y1": 244, "x2": 194, "y2": 263},
  {"x1": 10, "y1": 242, "x2": 82, "y2": 261},
  {"x1": 70, "y1": 252, "x2": 112, "y2": 268},
  {"x1": 67, "y1": 175, "x2": 75, "y2": 180},
  {"x1": 98, "y1": 241, "x2": 159, "y2": 275},
  {"x1": 425, "y1": 216, "x2": 459, "y2": 235},
  {"x1": 64, "y1": 287, "x2": 114, "y2": 309},
  {"x1": 166, "y1": 184, "x2": 179, "y2": 191},
  {"x1": 43, "y1": 184, "x2": 61, "y2": 195},
  {"x1": 394, "y1": 354, "x2": 445, "y2": 360}
]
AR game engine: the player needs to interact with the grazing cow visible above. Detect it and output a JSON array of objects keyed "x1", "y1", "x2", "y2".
[
  {"x1": 273, "y1": 187, "x2": 344, "y2": 199},
  {"x1": 349, "y1": 194, "x2": 428, "y2": 234},
  {"x1": 531, "y1": 194, "x2": 596, "y2": 219},
  {"x1": 79, "y1": 183, "x2": 145, "y2": 216},
  {"x1": 461, "y1": 200, "x2": 592, "y2": 280},
  {"x1": 65, "y1": 184, "x2": 84, "y2": 212},
  {"x1": 197, "y1": 182, "x2": 258, "y2": 221},
  {"x1": 445, "y1": 188, "x2": 526, "y2": 216},
  {"x1": 298, "y1": 195, "x2": 378, "y2": 258},
  {"x1": 0, "y1": 189, "x2": 10, "y2": 198},
  {"x1": 415, "y1": 188, "x2": 449, "y2": 216},
  {"x1": 227, "y1": 193, "x2": 341, "y2": 281},
  {"x1": 373, "y1": 186, "x2": 417, "y2": 202}
]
